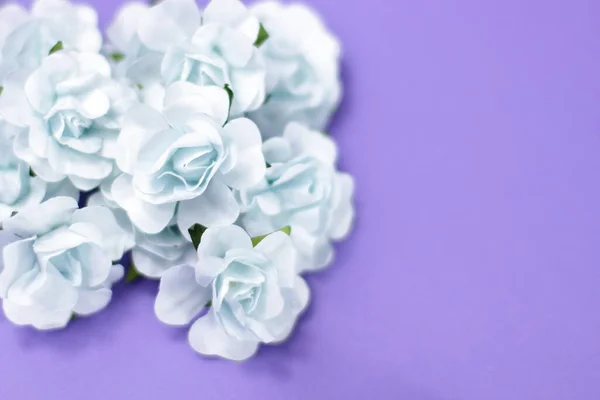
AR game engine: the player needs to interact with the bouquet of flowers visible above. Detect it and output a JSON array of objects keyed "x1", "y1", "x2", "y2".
[{"x1": 0, "y1": 0, "x2": 354, "y2": 361}]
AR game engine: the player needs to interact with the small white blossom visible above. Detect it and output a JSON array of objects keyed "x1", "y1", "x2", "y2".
[{"x1": 247, "y1": 2, "x2": 342, "y2": 138}]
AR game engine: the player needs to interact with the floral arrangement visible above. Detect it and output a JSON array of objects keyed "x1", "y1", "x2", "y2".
[{"x1": 0, "y1": 0, "x2": 354, "y2": 361}]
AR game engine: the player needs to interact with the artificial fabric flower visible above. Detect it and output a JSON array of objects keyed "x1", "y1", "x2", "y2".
[
  {"x1": 155, "y1": 224, "x2": 310, "y2": 361},
  {"x1": 110, "y1": 81, "x2": 265, "y2": 235},
  {"x1": 0, "y1": 0, "x2": 102, "y2": 84},
  {"x1": 0, "y1": 50, "x2": 138, "y2": 190},
  {"x1": 247, "y1": 2, "x2": 342, "y2": 138},
  {"x1": 106, "y1": 0, "x2": 265, "y2": 115},
  {"x1": 236, "y1": 122, "x2": 354, "y2": 272},
  {"x1": 0, "y1": 197, "x2": 129, "y2": 330}
]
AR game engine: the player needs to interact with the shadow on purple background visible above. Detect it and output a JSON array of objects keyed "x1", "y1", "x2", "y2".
[{"x1": 1, "y1": 0, "x2": 600, "y2": 399}]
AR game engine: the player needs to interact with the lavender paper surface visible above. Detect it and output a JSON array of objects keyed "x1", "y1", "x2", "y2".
[{"x1": 1, "y1": 0, "x2": 600, "y2": 399}]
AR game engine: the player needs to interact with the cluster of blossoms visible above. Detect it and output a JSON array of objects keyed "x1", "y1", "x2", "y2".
[{"x1": 0, "y1": 0, "x2": 353, "y2": 361}]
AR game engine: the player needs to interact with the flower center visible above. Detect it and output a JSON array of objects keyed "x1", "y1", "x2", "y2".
[
  {"x1": 49, "y1": 110, "x2": 92, "y2": 140},
  {"x1": 169, "y1": 145, "x2": 219, "y2": 183},
  {"x1": 50, "y1": 249, "x2": 83, "y2": 286}
]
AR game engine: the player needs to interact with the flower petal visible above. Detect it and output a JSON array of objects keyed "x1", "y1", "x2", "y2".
[
  {"x1": 2, "y1": 197, "x2": 78, "y2": 237},
  {"x1": 73, "y1": 287, "x2": 112, "y2": 316},
  {"x1": 176, "y1": 179, "x2": 239, "y2": 229},
  {"x1": 111, "y1": 174, "x2": 176, "y2": 234},
  {"x1": 197, "y1": 224, "x2": 252, "y2": 257},
  {"x1": 284, "y1": 122, "x2": 337, "y2": 166},
  {"x1": 188, "y1": 310, "x2": 259, "y2": 361},
  {"x1": 220, "y1": 118, "x2": 266, "y2": 189},
  {"x1": 164, "y1": 82, "x2": 230, "y2": 127},
  {"x1": 155, "y1": 264, "x2": 211, "y2": 325},
  {"x1": 0, "y1": 237, "x2": 36, "y2": 297},
  {"x1": 0, "y1": 69, "x2": 35, "y2": 126},
  {"x1": 72, "y1": 206, "x2": 134, "y2": 261},
  {"x1": 137, "y1": 0, "x2": 200, "y2": 51},
  {"x1": 264, "y1": 276, "x2": 310, "y2": 342},
  {"x1": 329, "y1": 172, "x2": 355, "y2": 240},
  {"x1": 3, "y1": 300, "x2": 72, "y2": 330},
  {"x1": 116, "y1": 104, "x2": 170, "y2": 174},
  {"x1": 254, "y1": 231, "x2": 296, "y2": 288}
]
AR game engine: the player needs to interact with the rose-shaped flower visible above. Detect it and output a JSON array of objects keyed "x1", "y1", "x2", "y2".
[
  {"x1": 106, "y1": 0, "x2": 265, "y2": 115},
  {"x1": 0, "y1": 119, "x2": 77, "y2": 222},
  {"x1": 155, "y1": 225, "x2": 309, "y2": 361},
  {"x1": 0, "y1": 50, "x2": 138, "y2": 190},
  {"x1": 111, "y1": 81, "x2": 265, "y2": 235},
  {"x1": 247, "y1": 2, "x2": 342, "y2": 138},
  {"x1": 237, "y1": 122, "x2": 354, "y2": 272},
  {"x1": 0, "y1": 0, "x2": 102, "y2": 83},
  {"x1": 0, "y1": 197, "x2": 130, "y2": 329}
]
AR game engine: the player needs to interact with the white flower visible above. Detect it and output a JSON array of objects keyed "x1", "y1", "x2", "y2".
[
  {"x1": 106, "y1": 0, "x2": 265, "y2": 114},
  {"x1": 0, "y1": 50, "x2": 138, "y2": 190},
  {"x1": 237, "y1": 122, "x2": 354, "y2": 273},
  {"x1": 0, "y1": 0, "x2": 102, "y2": 83},
  {"x1": 0, "y1": 197, "x2": 128, "y2": 330},
  {"x1": 110, "y1": 81, "x2": 265, "y2": 235},
  {"x1": 155, "y1": 225, "x2": 310, "y2": 361},
  {"x1": 247, "y1": 2, "x2": 342, "y2": 138}
]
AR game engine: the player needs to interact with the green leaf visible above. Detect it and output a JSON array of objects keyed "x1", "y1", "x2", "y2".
[
  {"x1": 110, "y1": 52, "x2": 125, "y2": 62},
  {"x1": 29, "y1": 168, "x2": 35, "y2": 177},
  {"x1": 48, "y1": 41, "x2": 63, "y2": 55},
  {"x1": 254, "y1": 24, "x2": 269, "y2": 47},
  {"x1": 188, "y1": 223, "x2": 207, "y2": 249},
  {"x1": 263, "y1": 93, "x2": 272, "y2": 105},
  {"x1": 205, "y1": 300, "x2": 212, "y2": 307},
  {"x1": 136, "y1": 83, "x2": 144, "y2": 90},
  {"x1": 224, "y1": 84, "x2": 233, "y2": 110},
  {"x1": 251, "y1": 226, "x2": 291, "y2": 247},
  {"x1": 0, "y1": 86, "x2": 3, "y2": 96},
  {"x1": 126, "y1": 264, "x2": 142, "y2": 283}
]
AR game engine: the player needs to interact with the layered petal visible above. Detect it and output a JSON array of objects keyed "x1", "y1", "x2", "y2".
[{"x1": 155, "y1": 264, "x2": 211, "y2": 325}]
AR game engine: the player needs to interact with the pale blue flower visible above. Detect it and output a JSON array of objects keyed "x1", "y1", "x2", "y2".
[
  {"x1": 106, "y1": 0, "x2": 265, "y2": 115},
  {"x1": 154, "y1": 224, "x2": 310, "y2": 361},
  {"x1": 0, "y1": 119, "x2": 77, "y2": 223},
  {"x1": 0, "y1": 0, "x2": 102, "y2": 83},
  {"x1": 0, "y1": 50, "x2": 138, "y2": 190},
  {"x1": 0, "y1": 197, "x2": 129, "y2": 330},
  {"x1": 248, "y1": 2, "x2": 342, "y2": 138},
  {"x1": 110, "y1": 81, "x2": 266, "y2": 235},
  {"x1": 237, "y1": 122, "x2": 355, "y2": 273}
]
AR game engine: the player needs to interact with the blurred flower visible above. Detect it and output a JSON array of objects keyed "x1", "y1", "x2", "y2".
[
  {"x1": 237, "y1": 122, "x2": 354, "y2": 273},
  {"x1": 247, "y1": 2, "x2": 342, "y2": 138},
  {"x1": 0, "y1": 0, "x2": 102, "y2": 83}
]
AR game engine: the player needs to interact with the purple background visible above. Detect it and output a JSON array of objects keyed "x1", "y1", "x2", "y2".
[{"x1": 1, "y1": 0, "x2": 600, "y2": 399}]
